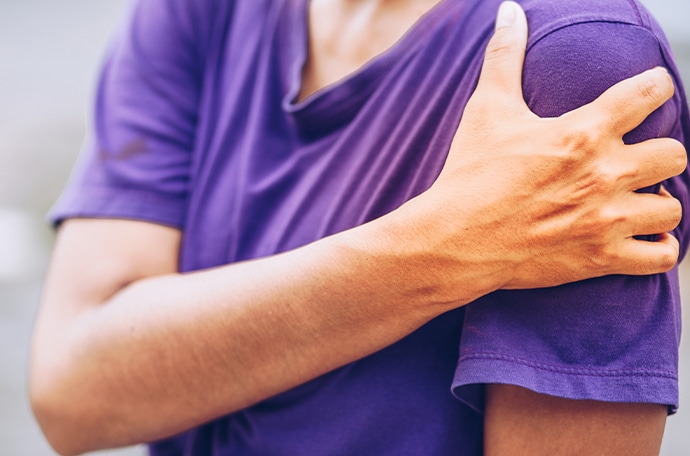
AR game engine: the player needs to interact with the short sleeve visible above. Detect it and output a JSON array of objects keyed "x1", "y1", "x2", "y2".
[
  {"x1": 49, "y1": 0, "x2": 213, "y2": 228},
  {"x1": 453, "y1": 20, "x2": 690, "y2": 414}
]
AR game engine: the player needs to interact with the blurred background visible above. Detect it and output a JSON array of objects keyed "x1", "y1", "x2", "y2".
[{"x1": 0, "y1": 0, "x2": 689, "y2": 455}]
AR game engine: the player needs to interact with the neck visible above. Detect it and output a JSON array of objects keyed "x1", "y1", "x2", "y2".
[{"x1": 300, "y1": 0, "x2": 443, "y2": 101}]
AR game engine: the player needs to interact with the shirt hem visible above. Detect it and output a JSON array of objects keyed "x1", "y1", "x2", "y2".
[
  {"x1": 48, "y1": 187, "x2": 186, "y2": 230},
  {"x1": 452, "y1": 354, "x2": 679, "y2": 415}
]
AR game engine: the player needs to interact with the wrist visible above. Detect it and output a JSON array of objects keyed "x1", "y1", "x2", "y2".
[{"x1": 340, "y1": 193, "x2": 507, "y2": 312}]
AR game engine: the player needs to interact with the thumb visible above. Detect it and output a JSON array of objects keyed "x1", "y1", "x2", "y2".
[{"x1": 474, "y1": 1, "x2": 529, "y2": 100}]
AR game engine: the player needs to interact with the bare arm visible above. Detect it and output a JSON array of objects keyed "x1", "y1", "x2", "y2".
[
  {"x1": 32, "y1": 217, "x2": 454, "y2": 454},
  {"x1": 485, "y1": 385, "x2": 666, "y2": 456},
  {"x1": 30, "y1": 4, "x2": 685, "y2": 455}
]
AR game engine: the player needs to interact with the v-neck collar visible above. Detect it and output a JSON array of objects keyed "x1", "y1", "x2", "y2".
[{"x1": 282, "y1": 0, "x2": 456, "y2": 137}]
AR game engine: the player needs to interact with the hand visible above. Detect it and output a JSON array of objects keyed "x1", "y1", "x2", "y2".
[{"x1": 397, "y1": 1, "x2": 686, "y2": 296}]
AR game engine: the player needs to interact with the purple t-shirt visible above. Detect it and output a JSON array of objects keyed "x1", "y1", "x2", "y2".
[{"x1": 51, "y1": 0, "x2": 690, "y2": 454}]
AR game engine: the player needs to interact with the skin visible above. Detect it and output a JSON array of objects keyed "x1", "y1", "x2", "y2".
[
  {"x1": 485, "y1": 385, "x2": 667, "y2": 456},
  {"x1": 301, "y1": 0, "x2": 442, "y2": 100},
  {"x1": 30, "y1": 1, "x2": 684, "y2": 455}
]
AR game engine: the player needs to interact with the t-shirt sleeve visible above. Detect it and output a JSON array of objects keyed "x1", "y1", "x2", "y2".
[
  {"x1": 49, "y1": 0, "x2": 211, "y2": 229},
  {"x1": 452, "y1": 20, "x2": 690, "y2": 414}
]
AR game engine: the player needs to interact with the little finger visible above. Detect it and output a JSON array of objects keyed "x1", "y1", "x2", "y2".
[{"x1": 617, "y1": 232, "x2": 680, "y2": 275}]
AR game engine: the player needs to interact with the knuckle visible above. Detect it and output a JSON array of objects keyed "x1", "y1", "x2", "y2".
[
  {"x1": 557, "y1": 122, "x2": 603, "y2": 156},
  {"x1": 483, "y1": 32, "x2": 517, "y2": 64},
  {"x1": 597, "y1": 163, "x2": 618, "y2": 187},
  {"x1": 587, "y1": 244, "x2": 617, "y2": 272},
  {"x1": 636, "y1": 77, "x2": 666, "y2": 106},
  {"x1": 600, "y1": 205, "x2": 625, "y2": 228},
  {"x1": 579, "y1": 164, "x2": 616, "y2": 196},
  {"x1": 659, "y1": 248, "x2": 679, "y2": 272},
  {"x1": 566, "y1": 128, "x2": 594, "y2": 151},
  {"x1": 619, "y1": 163, "x2": 640, "y2": 184},
  {"x1": 573, "y1": 212, "x2": 627, "y2": 272}
]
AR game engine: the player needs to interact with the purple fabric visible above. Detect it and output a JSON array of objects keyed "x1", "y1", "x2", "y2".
[{"x1": 50, "y1": 0, "x2": 690, "y2": 454}]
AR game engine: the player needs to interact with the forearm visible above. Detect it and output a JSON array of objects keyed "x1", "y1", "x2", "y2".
[{"x1": 31, "y1": 208, "x2": 499, "y2": 454}]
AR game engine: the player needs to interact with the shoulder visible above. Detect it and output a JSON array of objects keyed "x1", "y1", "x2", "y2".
[
  {"x1": 520, "y1": 0, "x2": 652, "y2": 42},
  {"x1": 519, "y1": 0, "x2": 676, "y2": 85},
  {"x1": 117, "y1": 0, "x2": 280, "y2": 60},
  {"x1": 517, "y1": 0, "x2": 684, "y2": 142}
]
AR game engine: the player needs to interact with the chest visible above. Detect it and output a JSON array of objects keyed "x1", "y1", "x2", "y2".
[{"x1": 179, "y1": 0, "x2": 493, "y2": 270}]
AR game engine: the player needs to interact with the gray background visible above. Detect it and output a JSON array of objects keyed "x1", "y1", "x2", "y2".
[{"x1": 0, "y1": 0, "x2": 688, "y2": 455}]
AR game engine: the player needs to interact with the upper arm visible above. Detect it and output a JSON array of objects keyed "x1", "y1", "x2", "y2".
[
  {"x1": 33, "y1": 219, "x2": 180, "y2": 373},
  {"x1": 452, "y1": 14, "x2": 688, "y2": 451},
  {"x1": 485, "y1": 385, "x2": 666, "y2": 456},
  {"x1": 30, "y1": 218, "x2": 181, "y2": 437},
  {"x1": 33, "y1": 0, "x2": 236, "y2": 421},
  {"x1": 39, "y1": 0, "x2": 208, "y2": 315},
  {"x1": 44, "y1": 219, "x2": 181, "y2": 311},
  {"x1": 33, "y1": 0, "x2": 206, "y2": 410}
]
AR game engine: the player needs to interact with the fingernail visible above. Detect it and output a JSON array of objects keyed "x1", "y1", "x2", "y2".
[{"x1": 496, "y1": 1, "x2": 518, "y2": 30}]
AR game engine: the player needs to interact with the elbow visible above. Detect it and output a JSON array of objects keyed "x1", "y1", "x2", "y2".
[
  {"x1": 30, "y1": 315, "x2": 141, "y2": 454},
  {"x1": 30, "y1": 308, "x2": 114, "y2": 454},
  {"x1": 30, "y1": 375, "x2": 93, "y2": 456},
  {"x1": 29, "y1": 356, "x2": 112, "y2": 456},
  {"x1": 29, "y1": 353, "x2": 142, "y2": 456}
]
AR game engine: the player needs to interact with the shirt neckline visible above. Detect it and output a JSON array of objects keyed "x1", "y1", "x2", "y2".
[{"x1": 282, "y1": 0, "x2": 456, "y2": 135}]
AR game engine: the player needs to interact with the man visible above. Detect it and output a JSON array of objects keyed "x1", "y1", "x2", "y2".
[{"x1": 30, "y1": 1, "x2": 688, "y2": 454}]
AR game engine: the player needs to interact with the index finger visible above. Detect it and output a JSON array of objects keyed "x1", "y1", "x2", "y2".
[{"x1": 568, "y1": 67, "x2": 675, "y2": 136}]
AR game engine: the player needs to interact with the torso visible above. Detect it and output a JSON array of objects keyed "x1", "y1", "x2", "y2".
[{"x1": 148, "y1": 0, "x2": 685, "y2": 454}]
